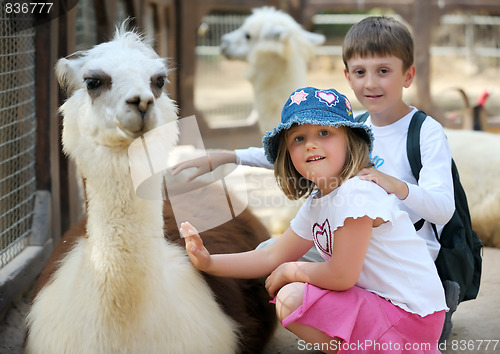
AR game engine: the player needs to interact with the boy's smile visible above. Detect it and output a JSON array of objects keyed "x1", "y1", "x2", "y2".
[{"x1": 344, "y1": 55, "x2": 415, "y2": 126}]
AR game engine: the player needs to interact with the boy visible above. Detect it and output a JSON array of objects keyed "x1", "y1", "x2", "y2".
[
  {"x1": 344, "y1": 17, "x2": 458, "y2": 342},
  {"x1": 171, "y1": 16, "x2": 457, "y2": 342},
  {"x1": 344, "y1": 16, "x2": 455, "y2": 262}
]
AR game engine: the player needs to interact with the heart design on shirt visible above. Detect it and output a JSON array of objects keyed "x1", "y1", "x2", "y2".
[
  {"x1": 317, "y1": 92, "x2": 338, "y2": 106},
  {"x1": 312, "y1": 219, "x2": 332, "y2": 256}
]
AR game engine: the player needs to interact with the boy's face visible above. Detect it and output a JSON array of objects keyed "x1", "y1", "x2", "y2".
[
  {"x1": 344, "y1": 55, "x2": 415, "y2": 120},
  {"x1": 286, "y1": 124, "x2": 346, "y2": 195}
]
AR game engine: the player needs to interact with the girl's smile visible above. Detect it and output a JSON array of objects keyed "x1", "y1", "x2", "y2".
[
  {"x1": 306, "y1": 155, "x2": 325, "y2": 163},
  {"x1": 287, "y1": 124, "x2": 347, "y2": 195}
]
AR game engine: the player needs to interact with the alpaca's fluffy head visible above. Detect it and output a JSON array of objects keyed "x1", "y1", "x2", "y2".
[
  {"x1": 220, "y1": 7, "x2": 325, "y2": 62},
  {"x1": 56, "y1": 22, "x2": 179, "y2": 160}
]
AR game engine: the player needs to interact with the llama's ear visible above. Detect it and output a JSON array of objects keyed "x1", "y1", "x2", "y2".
[
  {"x1": 262, "y1": 24, "x2": 290, "y2": 42},
  {"x1": 304, "y1": 31, "x2": 325, "y2": 46},
  {"x1": 55, "y1": 55, "x2": 85, "y2": 98}
]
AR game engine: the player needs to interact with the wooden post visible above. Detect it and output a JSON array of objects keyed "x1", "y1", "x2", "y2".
[{"x1": 407, "y1": 0, "x2": 443, "y2": 120}]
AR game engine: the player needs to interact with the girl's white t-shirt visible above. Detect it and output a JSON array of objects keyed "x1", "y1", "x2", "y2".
[
  {"x1": 235, "y1": 108, "x2": 455, "y2": 260},
  {"x1": 290, "y1": 177, "x2": 448, "y2": 316}
]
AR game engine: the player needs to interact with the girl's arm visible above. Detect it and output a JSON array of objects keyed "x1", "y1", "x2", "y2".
[
  {"x1": 180, "y1": 222, "x2": 313, "y2": 279},
  {"x1": 265, "y1": 216, "x2": 374, "y2": 297}
]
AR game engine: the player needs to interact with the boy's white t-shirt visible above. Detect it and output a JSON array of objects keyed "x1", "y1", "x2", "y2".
[
  {"x1": 290, "y1": 176, "x2": 448, "y2": 316},
  {"x1": 235, "y1": 107, "x2": 455, "y2": 260},
  {"x1": 235, "y1": 146, "x2": 273, "y2": 169},
  {"x1": 365, "y1": 107, "x2": 454, "y2": 260}
]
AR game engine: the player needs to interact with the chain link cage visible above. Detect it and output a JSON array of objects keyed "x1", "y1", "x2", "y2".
[{"x1": 0, "y1": 9, "x2": 37, "y2": 269}]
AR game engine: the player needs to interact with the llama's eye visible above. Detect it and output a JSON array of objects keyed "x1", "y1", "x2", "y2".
[
  {"x1": 244, "y1": 32, "x2": 251, "y2": 40},
  {"x1": 154, "y1": 76, "x2": 165, "y2": 89},
  {"x1": 85, "y1": 78, "x2": 101, "y2": 90}
]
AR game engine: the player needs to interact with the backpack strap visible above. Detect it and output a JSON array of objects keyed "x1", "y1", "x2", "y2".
[
  {"x1": 355, "y1": 111, "x2": 370, "y2": 124},
  {"x1": 406, "y1": 111, "x2": 427, "y2": 181},
  {"x1": 406, "y1": 110, "x2": 440, "y2": 239}
]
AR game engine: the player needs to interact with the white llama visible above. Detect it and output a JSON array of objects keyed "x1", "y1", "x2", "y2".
[
  {"x1": 220, "y1": 6, "x2": 325, "y2": 133},
  {"x1": 444, "y1": 128, "x2": 500, "y2": 248},
  {"x1": 26, "y1": 25, "x2": 275, "y2": 354}
]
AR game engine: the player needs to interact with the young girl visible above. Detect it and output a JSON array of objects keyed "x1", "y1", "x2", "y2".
[{"x1": 180, "y1": 87, "x2": 447, "y2": 353}]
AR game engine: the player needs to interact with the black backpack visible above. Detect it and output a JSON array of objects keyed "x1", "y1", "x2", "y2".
[{"x1": 356, "y1": 111, "x2": 482, "y2": 303}]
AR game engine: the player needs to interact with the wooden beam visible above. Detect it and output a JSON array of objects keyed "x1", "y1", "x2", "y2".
[
  {"x1": 35, "y1": 21, "x2": 53, "y2": 192},
  {"x1": 410, "y1": 0, "x2": 442, "y2": 117}
]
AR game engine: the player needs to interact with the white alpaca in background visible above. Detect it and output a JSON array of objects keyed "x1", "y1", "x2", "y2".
[
  {"x1": 25, "y1": 25, "x2": 275, "y2": 354},
  {"x1": 445, "y1": 129, "x2": 500, "y2": 248},
  {"x1": 221, "y1": 6, "x2": 325, "y2": 133},
  {"x1": 220, "y1": 7, "x2": 324, "y2": 235}
]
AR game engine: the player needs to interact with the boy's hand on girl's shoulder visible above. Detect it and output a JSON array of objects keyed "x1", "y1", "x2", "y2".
[{"x1": 358, "y1": 168, "x2": 409, "y2": 200}]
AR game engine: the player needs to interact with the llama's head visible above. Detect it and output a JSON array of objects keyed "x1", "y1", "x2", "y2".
[
  {"x1": 56, "y1": 23, "x2": 178, "y2": 160},
  {"x1": 220, "y1": 7, "x2": 325, "y2": 62}
]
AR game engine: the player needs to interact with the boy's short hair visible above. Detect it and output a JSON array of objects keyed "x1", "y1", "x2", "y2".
[{"x1": 342, "y1": 16, "x2": 414, "y2": 71}]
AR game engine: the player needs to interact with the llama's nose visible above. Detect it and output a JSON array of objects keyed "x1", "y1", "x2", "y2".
[{"x1": 126, "y1": 95, "x2": 153, "y2": 119}]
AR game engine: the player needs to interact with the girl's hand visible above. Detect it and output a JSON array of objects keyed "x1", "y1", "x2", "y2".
[
  {"x1": 180, "y1": 222, "x2": 211, "y2": 271},
  {"x1": 265, "y1": 262, "x2": 295, "y2": 298}
]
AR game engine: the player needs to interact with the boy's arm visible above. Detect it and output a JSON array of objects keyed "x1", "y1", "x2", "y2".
[
  {"x1": 402, "y1": 120, "x2": 455, "y2": 225},
  {"x1": 170, "y1": 150, "x2": 237, "y2": 181},
  {"x1": 358, "y1": 168, "x2": 409, "y2": 200},
  {"x1": 359, "y1": 119, "x2": 454, "y2": 226},
  {"x1": 170, "y1": 147, "x2": 271, "y2": 181},
  {"x1": 235, "y1": 147, "x2": 273, "y2": 169}
]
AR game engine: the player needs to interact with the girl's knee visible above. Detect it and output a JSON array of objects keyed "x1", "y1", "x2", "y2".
[{"x1": 275, "y1": 282, "x2": 305, "y2": 321}]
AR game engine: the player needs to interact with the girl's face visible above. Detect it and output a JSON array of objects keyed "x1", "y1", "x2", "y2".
[
  {"x1": 286, "y1": 124, "x2": 347, "y2": 195},
  {"x1": 344, "y1": 55, "x2": 415, "y2": 123}
]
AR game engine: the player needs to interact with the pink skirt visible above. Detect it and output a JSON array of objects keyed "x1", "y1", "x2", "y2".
[{"x1": 281, "y1": 284, "x2": 445, "y2": 353}]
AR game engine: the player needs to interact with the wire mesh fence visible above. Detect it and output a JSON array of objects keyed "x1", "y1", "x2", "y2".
[
  {"x1": 0, "y1": 10, "x2": 37, "y2": 269},
  {"x1": 195, "y1": 12, "x2": 254, "y2": 127}
]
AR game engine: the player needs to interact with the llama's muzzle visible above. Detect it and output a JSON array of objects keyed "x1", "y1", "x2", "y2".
[{"x1": 114, "y1": 118, "x2": 143, "y2": 139}]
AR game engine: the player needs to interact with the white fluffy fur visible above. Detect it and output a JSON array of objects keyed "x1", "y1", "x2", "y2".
[
  {"x1": 221, "y1": 7, "x2": 325, "y2": 133},
  {"x1": 445, "y1": 129, "x2": 500, "y2": 248},
  {"x1": 26, "y1": 26, "x2": 238, "y2": 353}
]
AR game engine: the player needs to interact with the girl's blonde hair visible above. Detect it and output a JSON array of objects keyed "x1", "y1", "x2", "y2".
[{"x1": 274, "y1": 125, "x2": 372, "y2": 200}]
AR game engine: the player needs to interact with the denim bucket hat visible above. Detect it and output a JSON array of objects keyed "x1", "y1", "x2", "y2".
[{"x1": 262, "y1": 87, "x2": 374, "y2": 164}]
